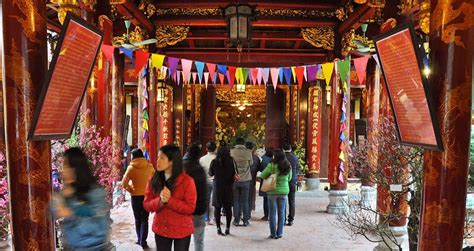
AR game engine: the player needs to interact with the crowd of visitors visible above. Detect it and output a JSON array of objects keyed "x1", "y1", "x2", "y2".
[{"x1": 51, "y1": 138, "x2": 299, "y2": 250}]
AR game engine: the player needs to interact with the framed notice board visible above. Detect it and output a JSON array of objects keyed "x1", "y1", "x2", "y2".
[
  {"x1": 374, "y1": 23, "x2": 442, "y2": 150},
  {"x1": 29, "y1": 13, "x2": 103, "y2": 140}
]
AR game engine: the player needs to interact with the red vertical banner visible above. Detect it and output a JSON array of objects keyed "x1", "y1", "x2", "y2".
[
  {"x1": 159, "y1": 86, "x2": 174, "y2": 146},
  {"x1": 185, "y1": 85, "x2": 193, "y2": 146},
  {"x1": 307, "y1": 86, "x2": 322, "y2": 176}
]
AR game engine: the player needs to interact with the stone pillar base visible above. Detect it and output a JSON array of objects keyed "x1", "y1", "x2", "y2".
[
  {"x1": 373, "y1": 226, "x2": 408, "y2": 251},
  {"x1": 326, "y1": 190, "x2": 349, "y2": 214},
  {"x1": 305, "y1": 178, "x2": 320, "y2": 191},
  {"x1": 360, "y1": 186, "x2": 377, "y2": 210}
]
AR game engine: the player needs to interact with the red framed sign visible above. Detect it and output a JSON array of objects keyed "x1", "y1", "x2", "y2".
[
  {"x1": 374, "y1": 23, "x2": 442, "y2": 150},
  {"x1": 29, "y1": 14, "x2": 103, "y2": 140}
]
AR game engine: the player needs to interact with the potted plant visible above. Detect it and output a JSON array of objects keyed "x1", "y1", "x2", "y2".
[{"x1": 294, "y1": 142, "x2": 308, "y2": 181}]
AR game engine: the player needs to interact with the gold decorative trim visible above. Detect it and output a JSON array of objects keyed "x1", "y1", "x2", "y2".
[
  {"x1": 155, "y1": 25, "x2": 189, "y2": 48},
  {"x1": 113, "y1": 26, "x2": 151, "y2": 50},
  {"x1": 341, "y1": 29, "x2": 356, "y2": 58},
  {"x1": 419, "y1": 0, "x2": 430, "y2": 35},
  {"x1": 155, "y1": 8, "x2": 222, "y2": 16},
  {"x1": 258, "y1": 9, "x2": 334, "y2": 18},
  {"x1": 11, "y1": 0, "x2": 44, "y2": 43},
  {"x1": 216, "y1": 87, "x2": 266, "y2": 104},
  {"x1": 301, "y1": 27, "x2": 335, "y2": 50},
  {"x1": 138, "y1": 0, "x2": 157, "y2": 18}
]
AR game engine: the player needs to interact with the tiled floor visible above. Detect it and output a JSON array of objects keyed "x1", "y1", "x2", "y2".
[{"x1": 111, "y1": 188, "x2": 377, "y2": 251}]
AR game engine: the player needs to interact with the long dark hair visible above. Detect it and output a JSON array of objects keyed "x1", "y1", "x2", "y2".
[
  {"x1": 272, "y1": 149, "x2": 291, "y2": 175},
  {"x1": 216, "y1": 143, "x2": 231, "y2": 161},
  {"x1": 63, "y1": 147, "x2": 98, "y2": 202},
  {"x1": 150, "y1": 144, "x2": 183, "y2": 194},
  {"x1": 185, "y1": 143, "x2": 201, "y2": 162},
  {"x1": 265, "y1": 147, "x2": 274, "y2": 158}
]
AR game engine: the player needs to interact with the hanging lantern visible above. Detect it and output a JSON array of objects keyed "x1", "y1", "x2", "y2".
[
  {"x1": 156, "y1": 69, "x2": 166, "y2": 102},
  {"x1": 224, "y1": 4, "x2": 255, "y2": 51}
]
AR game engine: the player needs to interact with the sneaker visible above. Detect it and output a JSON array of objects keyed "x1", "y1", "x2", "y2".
[
  {"x1": 217, "y1": 228, "x2": 225, "y2": 236},
  {"x1": 208, "y1": 219, "x2": 215, "y2": 225},
  {"x1": 232, "y1": 221, "x2": 239, "y2": 226},
  {"x1": 268, "y1": 235, "x2": 276, "y2": 239},
  {"x1": 276, "y1": 236, "x2": 283, "y2": 239},
  {"x1": 141, "y1": 243, "x2": 150, "y2": 249},
  {"x1": 260, "y1": 216, "x2": 268, "y2": 221},
  {"x1": 243, "y1": 221, "x2": 249, "y2": 227},
  {"x1": 286, "y1": 221, "x2": 293, "y2": 226}
]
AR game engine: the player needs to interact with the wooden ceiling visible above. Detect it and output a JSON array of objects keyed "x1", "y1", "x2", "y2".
[{"x1": 47, "y1": 0, "x2": 377, "y2": 67}]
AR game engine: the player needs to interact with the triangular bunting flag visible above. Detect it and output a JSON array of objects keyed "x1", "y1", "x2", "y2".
[
  {"x1": 235, "y1": 68, "x2": 242, "y2": 85},
  {"x1": 192, "y1": 72, "x2": 197, "y2": 84},
  {"x1": 143, "y1": 110, "x2": 149, "y2": 120},
  {"x1": 270, "y1": 68, "x2": 280, "y2": 91},
  {"x1": 119, "y1": 47, "x2": 133, "y2": 60},
  {"x1": 340, "y1": 113, "x2": 346, "y2": 122},
  {"x1": 101, "y1": 44, "x2": 115, "y2": 63},
  {"x1": 217, "y1": 64, "x2": 227, "y2": 75},
  {"x1": 213, "y1": 72, "x2": 217, "y2": 85},
  {"x1": 218, "y1": 73, "x2": 225, "y2": 85},
  {"x1": 338, "y1": 162, "x2": 345, "y2": 183},
  {"x1": 167, "y1": 57, "x2": 180, "y2": 78},
  {"x1": 151, "y1": 54, "x2": 166, "y2": 70},
  {"x1": 339, "y1": 141, "x2": 346, "y2": 151},
  {"x1": 195, "y1": 61, "x2": 205, "y2": 84},
  {"x1": 340, "y1": 132, "x2": 346, "y2": 141},
  {"x1": 176, "y1": 70, "x2": 181, "y2": 85},
  {"x1": 227, "y1": 66, "x2": 237, "y2": 89},
  {"x1": 295, "y1": 66, "x2": 305, "y2": 89},
  {"x1": 262, "y1": 68, "x2": 270, "y2": 86},
  {"x1": 142, "y1": 99, "x2": 148, "y2": 110},
  {"x1": 204, "y1": 72, "x2": 209, "y2": 89},
  {"x1": 241, "y1": 68, "x2": 249, "y2": 85},
  {"x1": 251, "y1": 68, "x2": 259, "y2": 85},
  {"x1": 181, "y1": 59, "x2": 193, "y2": 85},
  {"x1": 353, "y1": 56, "x2": 370, "y2": 85},
  {"x1": 373, "y1": 54, "x2": 380, "y2": 66},
  {"x1": 206, "y1": 63, "x2": 217, "y2": 84},
  {"x1": 278, "y1": 68, "x2": 284, "y2": 84},
  {"x1": 257, "y1": 68, "x2": 263, "y2": 86},
  {"x1": 303, "y1": 65, "x2": 307, "y2": 81},
  {"x1": 322, "y1": 62, "x2": 334, "y2": 86},
  {"x1": 142, "y1": 88, "x2": 148, "y2": 99},
  {"x1": 143, "y1": 120, "x2": 149, "y2": 131},
  {"x1": 283, "y1": 67, "x2": 292, "y2": 85},
  {"x1": 291, "y1": 66, "x2": 297, "y2": 83},
  {"x1": 339, "y1": 151, "x2": 345, "y2": 161},
  {"x1": 340, "y1": 122, "x2": 346, "y2": 132},
  {"x1": 306, "y1": 64, "x2": 318, "y2": 83},
  {"x1": 337, "y1": 60, "x2": 351, "y2": 85}
]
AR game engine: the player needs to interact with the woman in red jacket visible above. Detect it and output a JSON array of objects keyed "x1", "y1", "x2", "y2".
[{"x1": 144, "y1": 144, "x2": 197, "y2": 250}]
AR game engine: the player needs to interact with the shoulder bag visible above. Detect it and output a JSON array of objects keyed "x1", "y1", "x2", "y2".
[{"x1": 261, "y1": 164, "x2": 277, "y2": 192}]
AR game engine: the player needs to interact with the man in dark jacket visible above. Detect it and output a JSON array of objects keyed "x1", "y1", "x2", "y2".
[
  {"x1": 283, "y1": 142, "x2": 298, "y2": 226},
  {"x1": 183, "y1": 143, "x2": 207, "y2": 251},
  {"x1": 246, "y1": 141, "x2": 261, "y2": 218}
]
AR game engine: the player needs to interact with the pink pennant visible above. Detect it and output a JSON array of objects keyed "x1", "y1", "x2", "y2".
[
  {"x1": 204, "y1": 72, "x2": 209, "y2": 89},
  {"x1": 270, "y1": 68, "x2": 280, "y2": 91},
  {"x1": 181, "y1": 59, "x2": 193, "y2": 85},
  {"x1": 338, "y1": 162, "x2": 345, "y2": 183},
  {"x1": 353, "y1": 56, "x2": 370, "y2": 85},
  {"x1": 251, "y1": 68, "x2": 259, "y2": 85},
  {"x1": 177, "y1": 70, "x2": 181, "y2": 86},
  {"x1": 257, "y1": 68, "x2": 263, "y2": 86},
  {"x1": 206, "y1": 63, "x2": 216, "y2": 84},
  {"x1": 218, "y1": 73, "x2": 225, "y2": 85},
  {"x1": 262, "y1": 68, "x2": 270, "y2": 86},
  {"x1": 192, "y1": 72, "x2": 197, "y2": 84}
]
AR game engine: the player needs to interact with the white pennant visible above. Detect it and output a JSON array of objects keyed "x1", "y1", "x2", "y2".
[{"x1": 204, "y1": 72, "x2": 210, "y2": 89}]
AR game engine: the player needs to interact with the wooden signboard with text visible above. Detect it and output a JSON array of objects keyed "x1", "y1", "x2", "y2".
[
  {"x1": 29, "y1": 14, "x2": 103, "y2": 140},
  {"x1": 374, "y1": 23, "x2": 442, "y2": 150}
]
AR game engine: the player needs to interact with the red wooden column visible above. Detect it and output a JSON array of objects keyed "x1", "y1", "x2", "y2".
[
  {"x1": 200, "y1": 86, "x2": 216, "y2": 148},
  {"x1": 111, "y1": 50, "x2": 125, "y2": 163},
  {"x1": 419, "y1": 1, "x2": 474, "y2": 250},
  {"x1": 132, "y1": 93, "x2": 138, "y2": 147},
  {"x1": 97, "y1": 15, "x2": 113, "y2": 138},
  {"x1": 148, "y1": 69, "x2": 157, "y2": 166},
  {"x1": 2, "y1": 0, "x2": 55, "y2": 249},
  {"x1": 265, "y1": 86, "x2": 286, "y2": 148},
  {"x1": 366, "y1": 60, "x2": 380, "y2": 185},
  {"x1": 326, "y1": 67, "x2": 349, "y2": 214}
]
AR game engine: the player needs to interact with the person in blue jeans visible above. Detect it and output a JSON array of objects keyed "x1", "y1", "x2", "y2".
[
  {"x1": 260, "y1": 149, "x2": 292, "y2": 239},
  {"x1": 230, "y1": 137, "x2": 253, "y2": 226}
]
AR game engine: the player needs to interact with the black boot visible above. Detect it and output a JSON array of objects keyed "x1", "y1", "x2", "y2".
[
  {"x1": 225, "y1": 228, "x2": 230, "y2": 235},
  {"x1": 217, "y1": 227, "x2": 225, "y2": 236}
]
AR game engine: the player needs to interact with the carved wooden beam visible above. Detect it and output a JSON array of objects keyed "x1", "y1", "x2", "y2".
[
  {"x1": 154, "y1": 1, "x2": 338, "y2": 9},
  {"x1": 116, "y1": 0, "x2": 154, "y2": 33},
  {"x1": 154, "y1": 17, "x2": 335, "y2": 28},
  {"x1": 338, "y1": 4, "x2": 375, "y2": 34},
  {"x1": 187, "y1": 31, "x2": 304, "y2": 41}
]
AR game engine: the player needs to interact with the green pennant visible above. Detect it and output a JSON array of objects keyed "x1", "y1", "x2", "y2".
[
  {"x1": 143, "y1": 110, "x2": 149, "y2": 120},
  {"x1": 241, "y1": 68, "x2": 249, "y2": 85},
  {"x1": 337, "y1": 60, "x2": 351, "y2": 85}
]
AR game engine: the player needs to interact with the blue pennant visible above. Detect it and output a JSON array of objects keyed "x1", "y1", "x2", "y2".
[
  {"x1": 340, "y1": 132, "x2": 346, "y2": 142},
  {"x1": 340, "y1": 113, "x2": 346, "y2": 122},
  {"x1": 284, "y1": 67, "x2": 292, "y2": 85},
  {"x1": 119, "y1": 47, "x2": 134, "y2": 60}
]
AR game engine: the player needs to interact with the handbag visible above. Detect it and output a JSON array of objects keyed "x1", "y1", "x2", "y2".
[
  {"x1": 261, "y1": 164, "x2": 277, "y2": 192},
  {"x1": 233, "y1": 159, "x2": 240, "y2": 182}
]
